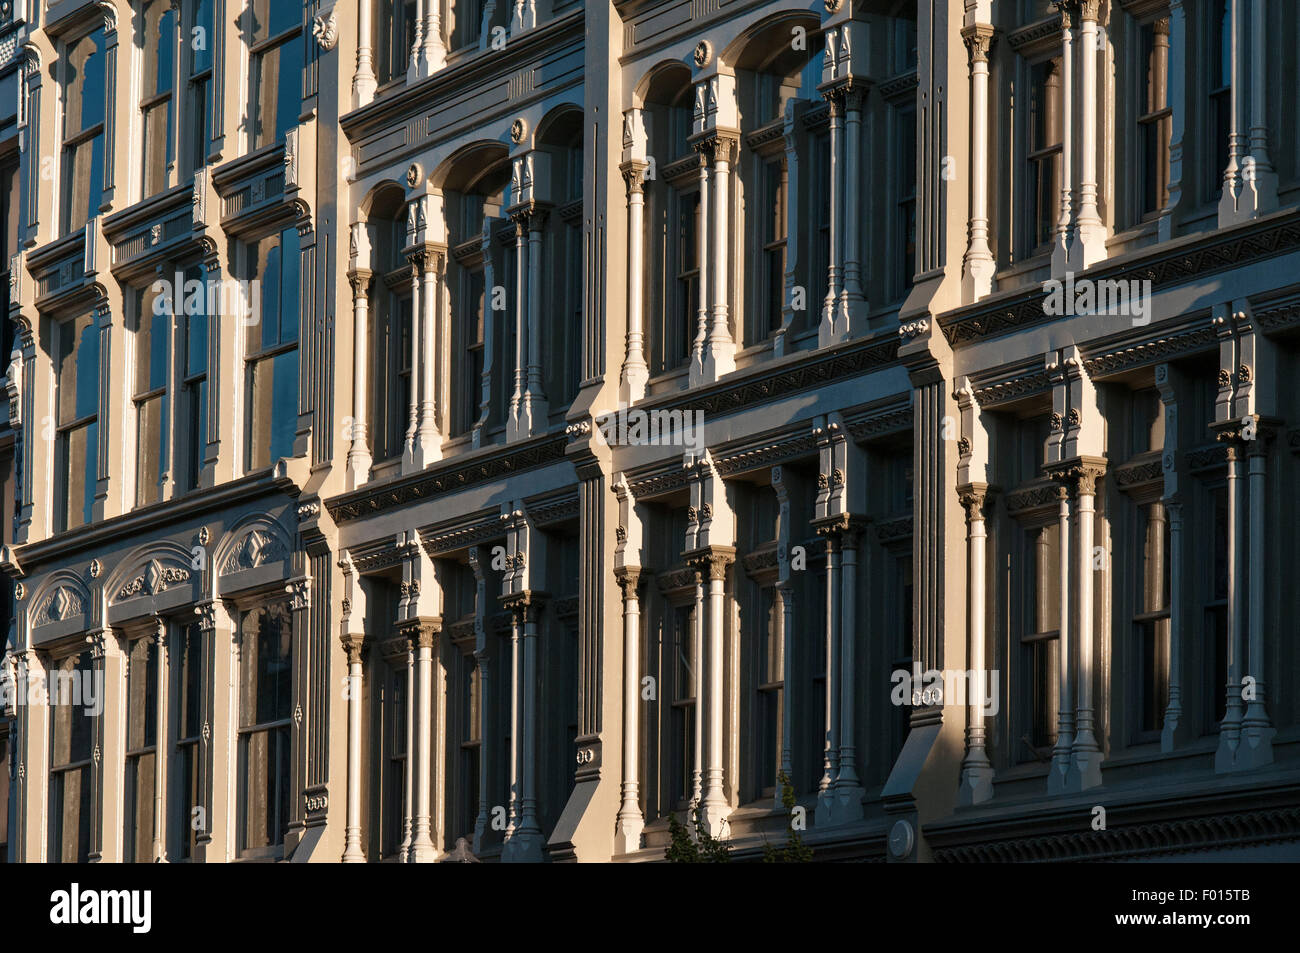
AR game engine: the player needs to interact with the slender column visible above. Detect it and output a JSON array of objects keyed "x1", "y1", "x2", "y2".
[
  {"x1": 1218, "y1": 0, "x2": 1246, "y2": 223},
  {"x1": 698, "y1": 553, "x2": 731, "y2": 836},
  {"x1": 1053, "y1": 5, "x2": 1074, "y2": 276},
  {"x1": 341, "y1": 634, "x2": 365, "y2": 861},
  {"x1": 1242, "y1": 0, "x2": 1277, "y2": 214},
  {"x1": 1240, "y1": 434, "x2": 1275, "y2": 765},
  {"x1": 777, "y1": 582, "x2": 795, "y2": 799},
  {"x1": 421, "y1": 0, "x2": 447, "y2": 72},
  {"x1": 614, "y1": 569, "x2": 645, "y2": 853},
  {"x1": 409, "y1": 622, "x2": 438, "y2": 861},
  {"x1": 525, "y1": 212, "x2": 548, "y2": 426},
  {"x1": 467, "y1": 546, "x2": 491, "y2": 852},
  {"x1": 1069, "y1": 464, "x2": 1103, "y2": 790},
  {"x1": 1048, "y1": 484, "x2": 1073, "y2": 794},
  {"x1": 507, "y1": 216, "x2": 527, "y2": 438},
  {"x1": 841, "y1": 90, "x2": 864, "y2": 318},
  {"x1": 354, "y1": 0, "x2": 377, "y2": 106},
  {"x1": 417, "y1": 251, "x2": 439, "y2": 462},
  {"x1": 816, "y1": 533, "x2": 840, "y2": 821},
  {"x1": 835, "y1": 526, "x2": 863, "y2": 820},
  {"x1": 506, "y1": 611, "x2": 521, "y2": 837},
  {"x1": 150, "y1": 624, "x2": 168, "y2": 861},
  {"x1": 512, "y1": 602, "x2": 544, "y2": 859},
  {"x1": 400, "y1": 638, "x2": 414, "y2": 861},
  {"x1": 407, "y1": 0, "x2": 425, "y2": 81},
  {"x1": 1215, "y1": 443, "x2": 1244, "y2": 767},
  {"x1": 347, "y1": 270, "x2": 372, "y2": 487},
  {"x1": 961, "y1": 25, "x2": 996, "y2": 300},
  {"x1": 620, "y1": 163, "x2": 649, "y2": 402},
  {"x1": 958, "y1": 487, "x2": 994, "y2": 804},
  {"x1": 821, "y1": 95, "x2": 843, "y2": 344},
  {"x1": 403, "y1": 252, "x2": 422, "y2": 467},
  {"x1": 705, "y1": 136, "x2": 736, "y2": 379},
  {"x1": 1159, "y1": 2, "x2": 1187, "y2": 241},
  {"x1": 689, "y1": 149, "x2": 710, "y2": 382},
  {"x1": 691, "y1": 572, "x2": 704, "y2": 805},
  {"x1": 1071, "y1": 0, "x2": 1105, "y2": 268}
]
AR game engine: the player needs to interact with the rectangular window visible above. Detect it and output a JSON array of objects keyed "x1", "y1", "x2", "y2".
[
  {"x1": 669, "y1": 604, "x2": 696, "y2": 806},
  {"x1": 456, "y1": 268, "x2": 485, "y2": 437},
  {"x1": 49, "y1": 651, "x2": 95, "y2": 863},
  {"x1": 376, "y1": 0, "x2": 418, "y2": 84},
  {"x1": 55, "y1": 312, "x2": 100, "y2": 533},
  {"x1": 1027, "y1": 57, "x2": 1063, "y2": 253},
  {"x1": 1208, "y1": 0, "x2": 1231, "y2": 200},
  {"x1": 810, "y1": 131, "x2": 831, "y2": 328},
  {"x1": 459, "y1": 657, "x2": 480, "y2": 839},
  {"x1": 173, "y1": 622, "x2": 203, "y2": 860},
  {"x1": 896, "y1": 104, "x2": 917, "y2": 295},
  {"x1": 1021, "y1": 523, "x2": 1060, "y2": 759},
  {"x1": 759, "y1": 158, "x2": 787, "y2": 340},
  {"x1": 381, "y1": 662, "x2": 406, "y2": 858},
  {"x1": 134, "y1": 285, "x2": 169, "y2": 507},
  {"x1": 140, "y1": 0, "x2": 176, "y2": 197},
  {"x1": 245, "y1": 227, "x2": 300, "y2": 470},
  {"x1": 666, "y1": 189, "x2": 699, "y2": 372},
  {"x1": 181, "y1": 264, "x2": 209, "y2": 491},
  {"x1": 1137, "y1": 20, "x2": 1172, "y2": 220},
  {"x1": 237, "y1": 601, "x2": 293, "y2": 857},
  {"x1": 61, "y1": 26, "x2": 107, "y2": 233},
  {"x1": 1135, "y1": 501, "x2": 1171, "y2": 737},
  {"x1": 123, "y1": 635, "x2": 158, "y2": 862},
  {"x1": 372, "y1": 279, "x2": 412, "y2": 461},
  {"x1": 1205, "y1": 483, "x2": 1229, "y2": 730},
  {"x1": 249, "y1": 0, "x2": 303, "y2": 149},
  {"x1": 755, "y1": 586, "x2": 783, "y2": 797},
  {"x1": 183, "y1": 0, "x2": 214, "y2": 174}
]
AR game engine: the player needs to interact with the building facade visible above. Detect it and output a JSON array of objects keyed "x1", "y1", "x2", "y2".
[{"x1": 0, "y1": 0, "x2": 1298, "y2": 862}]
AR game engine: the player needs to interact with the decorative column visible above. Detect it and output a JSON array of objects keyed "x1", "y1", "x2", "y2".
[
  {"x1": 688, "y1": 140, "x2": 711, "y2": 385},
  {"x1": 1240, "y1": 428, "x2": 1276, "y2": 766},
  {"x1": 815, "y1": 527, "x2": 840, "y2": 824},
  {"x1": 820, "y1": 94, "x2": 844, "y2": 346},
  {"x1": 400, "y1": 635, "x2": 414, "y2": 860},
  {"x1": 957, "y1": 486, "x2": 994, "y2": 804},
  {"x1": 691, "y1": 548, "x2": 733, "y2": 837},
  {"x1": 691, "y1": 568, "x2": 704, "y2": 805},
  {"x1": 341, "y1": 633, "x2": 365, "y2": 862},
  {"x1": 1047, "y1": 482, "x2": 1073, "y2": 794},
  {"x1": 1070, "y1": 0, "x2": 1106, "y2": 269},
  {"x1": 1067, "y1": 460, "x2": 1105, "y2": 791},
  {"x1": 1156, "y1": 362, "x2": 1187, "y2": 751},
  {"x1": 416, "y1": 250, "x2": 441, "y2": 463},
  {"x1": 1159, "y1": 1, "x2": 1187, "y2": 242},
  {"x1": 506, "y1": 604, "x2": 521, "y2": 841},
  {"x1": 1241, "y1": 0, "x2": 1277, "y2": 215},
  {"x1": 408, "y1": 619, "x2": 439, "y2": 862},
  {"x1": 1053, "y1": 3, "x2": 1074, "y2": 276},
  {"x1": 775, "y1": 102, "x2": 802, "y2": 358},
  {"x1": 525, "y1": 210, "x2": 548, "y2": 425},
  {"x1": 840, "y1": 88, "x2": 865, "y2": 321},
  {"x1": 834, "y1": 521, "x2": 864, "y2": 821},
  {"x1": 406, "y1": 0, "x2": 425, "y2": 82},
  {"x1": 353, "y1": 0, "x2": 377, "y2": 107},
  {"x1": 1217, "y1": 0, "x2": 1245, "y2": 224},
  {"x1": 149, "y1": 623, "x2": 168, "y2": 862},
  {"x1": 704, "y1": 134, "x2": 737, "y2": 380},
  {"x1": 420, "y1": 0, "x2": 447, "y2": 74},
  {"x1": 403, "y1": 249, "x2": 422, "y2": 470},
  {"x1": 961, "y1": 22, "x2": 996, "y2": 300},
  {"x1": 614, "y1": 568, "x2": 645, "y2": 854},
  {"x1": 771, "y1": 465, "x2": 796, "y2": 800},
  {"x1": 511, "y1": 598, "x2": 545, "y2": 861},
  {"x1": 346, "y1": 258, "x2": 372, "y2": 489},
  {"x1": 507, "y1": 214, "x2": 528, "y2": 440},
  {"x1": 619, "y1": 160, "x2": 649, "y2": 403},
  {"x1": 1214, "y1": 439, "x2": 1244, "y2": 768},
  {"x1": 467, "y1": 546, "x2": 491, "y2": 852}
]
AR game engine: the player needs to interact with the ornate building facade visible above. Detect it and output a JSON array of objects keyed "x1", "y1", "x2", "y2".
[{"x1": 1, "y1": 0, "x2": 1298, "y2": 862}]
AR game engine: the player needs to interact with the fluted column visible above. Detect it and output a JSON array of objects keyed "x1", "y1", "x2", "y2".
[
  {"x1": 961, "y1": 25, "x2": 996, "y2": 300},
  {"x1": 408, "y1": 621, "x2": 439, "y2": 861},
  {"x1": 1068, "y1": 462, "x2": 1104, "y2": 790},
  {"x1": 468, "y1": 546, "x2": 490, "y2": 852},
  {"x1": 620, "y1": 162, "x2": 649, "y2": 402},
  {"x1": 777, "y1": 583, "x2": 794, "y2": 798},
  {"x1": 1048, "y1": 483, "x2": 1073, "y2": 794},
  {"x1": 506, "y1": 609, "x2": 521, "y2": 838},
  {"x1": 841, "y1": 89, "x2": 865, "y2": 321},
  {"x1": 347, "y1": 269, "x2": 372, "y2": 488},
  {"x1": 1240, "y1": 430, "x2": 1275, "y2": 767},
  {"x1": 1070, "y1": 0, "x2": 1105, "y2": 269},
  {"x1": 354, "y1": 0, "x2": 377, "y2": 107},
  {"x1": 614, "y1": 569, "x2": 645, "y2": 853},
  {"x1": 958, "y1": 486, "x2": 994, "y2": 804},
  {"x1": 150, "y1": 624, "x2": 168, "y2": 861},
  {"x1": 341, "y1": 633, "x2": 365, "y2": 862},
  {"x1": 1052, "y1": 4, "x2": 1074, "y2": 276}
]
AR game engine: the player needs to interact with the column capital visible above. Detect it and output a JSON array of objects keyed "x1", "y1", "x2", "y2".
[
  {"x1": 614, "y1": 566, "x2": 642, "y2": 599},
  {"x1": 690, "y1": 129, "x2": 740, "y2": 165},
  {"x1": 398, "y1": 617, "x2": 441, "y2": 649},
  {"x1": 347, "y1": 267, "x2": 372, "y2": 297},
  {"x1": 811, "y1": 513, "x2": 868, "y2": 544},
  {"x1": 684, "y1": 546, "x2": 735, "y2": 581},
  {"x1": 340, "y1": 632, "x2": 365, "y2": 666},
  {"x1": 958, "y1": 483, "x2": 997, "y2": 520},
  {"x1": 960, "y1": 23, "x2": 996, "y2": 65},
  {"x1": 619, "y1": 160, "x2": 649, "y2": 194},
  {"x1": 1046, "y1": 456, "x2": 1107, "y2": 495}
]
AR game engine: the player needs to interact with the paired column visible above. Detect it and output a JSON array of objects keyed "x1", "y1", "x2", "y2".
[
  {"x1": 408, "y1": 620, "x2": 440, "y2": 862},
  {"x1": 957, "y1": 486, "x2": 994, "y2": 804},
  {"x1": 1047, "y1": 483, "x2": 1074, "y2": 794},
  {"x1": 1240, "y1": 431, "x2": 1276, "y2": 765},
  {"x1": 614, "y1": 568, "x2": 645, "y2": 854},
  {"x1": 341, "y1": 633, "x2": 365, "y2": 862},
  {"x1": 506, "y1": 207, "x2": 549, "y2": 440},
  {"x1": 687, "y1": 549, "x2": 733, "y2": 837},
  {"x1": 502, "y1": 596, "x2": 545, "y2": 861},
  {"x1": 1069, "y1": 462, "x2": 1104, "y2": 790},
  {"x1": 961, "y1": 24, "x2": 996, "y2": 301}
]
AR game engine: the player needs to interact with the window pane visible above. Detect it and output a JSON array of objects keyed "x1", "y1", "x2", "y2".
[
  {"x1": 136, "y1": 394, "x2": 164, "y2": 506},
  {"x1": 61, "y1": 133, "x2": 104, "y2": 233},
  {"x1": 50, "y1": 652, "x2": 95, "y2": 765},
  {"x1": 126, "y1": 636, "x2": 158, "y2": 751},
  {"x1": 142, "y1": 100, "x2": 173, "y2": 197},
  {"x1": 143, "y1": 2, "x2": 176, "y2": 98},
  {"x1": 123, "y1": 750, "x2": 156, "y2": 862},
  {"x1": 248, "y1": 348, "x2": 299, "y2": 468},
  {"x1": 240, "y1": 602, "x2": 293, "y2": 727},
  {"x1": 59, "y1": 420, "x2": 98, "y2": 531},
  {"x1": 191, "y1": 0, "x2": 214, "y2": 75},
  {"x1": 252, "y1": 0, "x2": 300, "y2": 44},
  {"x1": 58, "y1": 313, "x2": 100, "y2": 425},
  {"x1": 252, "y1": 37, "x2": 304, "y2": 149},
  {"x1": 137, "y1": 288, "x2": 170, "y2": 394},
  {"x1": 176, "y1": 623, "x2": 204, "y2": 740},
  {"x1": 63, "y1": 28, "x2": 107, "y2": 137}
]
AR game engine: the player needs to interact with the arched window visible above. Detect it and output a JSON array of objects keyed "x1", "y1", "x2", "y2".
[
  {"x1": 366, "y1": 186, "x2": 411, "y2": 465},
  {"x1": 641, "y1": 66, "x2": 696, "y2": 377},
  {"x1": 537, "y1": 109, "x2": 584, "y2": 411}
]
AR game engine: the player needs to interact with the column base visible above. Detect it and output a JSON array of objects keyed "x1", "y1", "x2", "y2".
[
  {"x1": 1047, "y1": 740, "x2": 1072, "y2": 796},
  {"x1": 961, "y1": 255, "x2": 995, "y2": 302},
  {"x1": 345, "y1": 450, "x2": 372, "y2": 490},
  {"x1": 814, "y1": 786, "x2": 835, "y2": 827},
  {"x1": 698, "y1": 801, "x2": 731, "y2": 840},
  {"x1": 620, "y1": 363, "x2": 648, "y2": 405},
  {"x1": 1065, "y1": 738, "x2": 1103, "y2": 792},
  {"x1": 614, "y1": 813, "x2": 645, "y2": 855},
  {"x1": 1068, "y1": 223, "x2": 1107, "y2": 272},
  {"x1": 502, "y1": 827, "x2": 545, "y2": 862},
  {"x1": 407, "y1": 839, "x2": 439, "y2": 863},
  {"x1": 956, "y1": 759, "x2": 994, "y2": 806},
  {"x1": 832, "y1": 783, "x2": 865, "y2": 822},
  {"x1": 1218, "y1": 712, "x2": 1274, "y2": 773}
]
